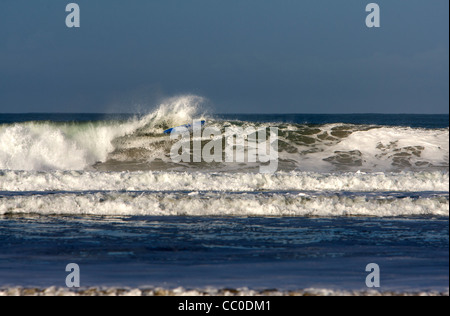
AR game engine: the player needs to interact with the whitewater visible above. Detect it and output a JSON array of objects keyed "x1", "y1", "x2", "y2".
[{"x1": 0, "y1": 95, "x2": 448, "y2": 217}]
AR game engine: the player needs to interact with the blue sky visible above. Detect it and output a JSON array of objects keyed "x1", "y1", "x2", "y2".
[{"x1": 0, "y1": 0, "x2": 448, "y2": 113}]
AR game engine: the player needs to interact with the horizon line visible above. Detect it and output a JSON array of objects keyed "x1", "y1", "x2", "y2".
[{"x1": 0, "y1": 112, "x2": 449, "y2": 116}]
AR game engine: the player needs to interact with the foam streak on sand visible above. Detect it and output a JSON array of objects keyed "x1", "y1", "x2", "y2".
[{"x1": 1, "y1": 286, "x2": 448, "y2": 296}]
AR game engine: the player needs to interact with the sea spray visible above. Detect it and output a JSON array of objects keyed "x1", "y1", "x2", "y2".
[{"x1": 0, "y1": 95, "x2": 207, "y2": 171}]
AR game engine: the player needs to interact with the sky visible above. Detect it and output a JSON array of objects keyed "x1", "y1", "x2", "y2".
[{"x1": 0, "y1": 0, "x2": 448, "y2": 114}]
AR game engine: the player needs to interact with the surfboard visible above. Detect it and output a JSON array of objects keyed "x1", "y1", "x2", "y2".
[{"x1": 164, "y1": 120, "x2": 206, "y2": 134}]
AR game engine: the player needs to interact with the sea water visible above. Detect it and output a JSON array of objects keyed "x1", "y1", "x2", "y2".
[{"x1": 0, "y1": 97, "x2": 448, "y2": 295}]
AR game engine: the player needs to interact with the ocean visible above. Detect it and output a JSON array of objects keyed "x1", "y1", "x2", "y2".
[{"x1": 0, "y1": 97, "x2": 448, "y2": 296}]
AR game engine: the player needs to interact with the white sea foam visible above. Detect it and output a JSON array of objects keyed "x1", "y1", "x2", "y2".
[
  {"x1": 0, "y1": 190, "x2": 447, "y2": 217},
  {"x1": 0, "y1": 170, "x2": 447, "y2": 192},
  {"x1": 0, "y1": 121, "x2": 135, "y2": 171},
  {"x1": 291, "y1": 126, "x2": 449, "y2": 172}
]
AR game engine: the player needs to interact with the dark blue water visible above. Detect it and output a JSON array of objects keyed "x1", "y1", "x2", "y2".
[
  {"x1": 1, "y1": 113, "x2": 448, "y2": 129},
  {"x1": 0, "y1": 215, "x2": 448, "y2": 291},
  {"x1": 216, "y1": 114, "x2": 450, "y2": 129}
]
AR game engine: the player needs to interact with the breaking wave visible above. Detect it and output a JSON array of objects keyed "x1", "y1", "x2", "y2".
[{"x1": 0, "y1": 95, "x2": 448, "y2": 173}]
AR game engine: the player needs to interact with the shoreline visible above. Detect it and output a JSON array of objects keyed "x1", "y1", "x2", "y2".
[{"x1": 1, "y1": 286, "x2": 449, "y2": 296}]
